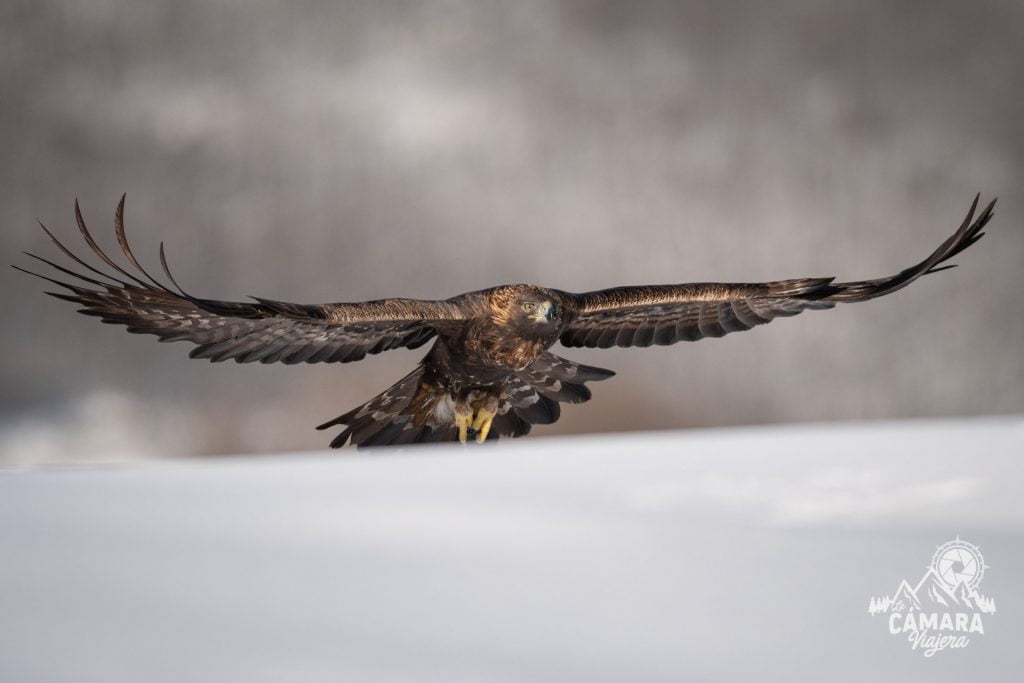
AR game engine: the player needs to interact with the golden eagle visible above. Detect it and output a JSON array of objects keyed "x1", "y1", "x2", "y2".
[{"x1": 15, "y1": 195, "x2": 995, "y2": 447}]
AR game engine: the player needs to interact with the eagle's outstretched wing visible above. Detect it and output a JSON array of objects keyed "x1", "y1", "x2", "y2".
[
  {"x1": 560, "y1": 195, "x2": 995, "y2": 349},
  {"x1": 14, "y1": 197, "x2": 468, "y2": 364}
]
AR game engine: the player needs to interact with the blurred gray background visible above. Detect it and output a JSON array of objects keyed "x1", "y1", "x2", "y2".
[{"x1": 1, "y1": 0, "x2": 1022, "y2": 462}]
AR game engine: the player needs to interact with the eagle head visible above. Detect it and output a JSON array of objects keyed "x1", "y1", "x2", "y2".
[{"x1": 489, "y1": 285, "x2": 561, "y2": 334}]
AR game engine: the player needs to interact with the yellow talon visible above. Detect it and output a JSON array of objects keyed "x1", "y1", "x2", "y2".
[
  {"x1": 472, "y1": 406, "x2": 496, "y2": 444},
  {"x1": 454, "y1": 409, "x2": 472, "y2": 445}
]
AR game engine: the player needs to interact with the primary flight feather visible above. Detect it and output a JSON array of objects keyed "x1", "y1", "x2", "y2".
[{"x1": 15, "y1": 194, "x2": 995, "y2": 447}]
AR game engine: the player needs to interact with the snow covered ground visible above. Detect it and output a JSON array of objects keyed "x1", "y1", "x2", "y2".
[{"x1": 1, "y1": 417, "x2": 1021, "y2": 682}]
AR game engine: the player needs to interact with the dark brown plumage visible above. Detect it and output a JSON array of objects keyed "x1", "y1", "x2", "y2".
[{"x1": 15, "y1": 194, "x2": 995, "y2": 447}]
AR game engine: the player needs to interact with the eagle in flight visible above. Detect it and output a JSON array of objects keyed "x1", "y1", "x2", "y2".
[{"x1": 16, "y1": 195, "x2": 995, "y2": 448}]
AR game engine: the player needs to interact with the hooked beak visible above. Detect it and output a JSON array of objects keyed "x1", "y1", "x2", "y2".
[{"x1": 529, "y1": 301, "x2": 554, "y2": 322}]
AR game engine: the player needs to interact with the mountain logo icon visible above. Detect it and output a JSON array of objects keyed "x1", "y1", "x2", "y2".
[{"x1": 868, "y1": 537, "x2": 995, "y2": 657}]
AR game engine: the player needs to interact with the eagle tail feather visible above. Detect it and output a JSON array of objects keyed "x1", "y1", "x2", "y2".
[
  {"x1": 502, "y1": 352, "x2": 616, "y2": 431},
  {"x1": 318, "y1": 352, "x2": 616, "y2": 448},
  {"x1": 316, "y1": 367, "x2": 436, "y2": 448}
]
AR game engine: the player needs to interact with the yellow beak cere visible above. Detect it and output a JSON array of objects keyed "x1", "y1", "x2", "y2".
[{"x1": 529, "y1": 301, "x2": 552, "y2": 321}]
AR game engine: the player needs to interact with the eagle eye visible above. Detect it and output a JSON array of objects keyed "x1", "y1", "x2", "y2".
[{"x1": 521, "y1": 302, "x2": 537, "y2": 313}]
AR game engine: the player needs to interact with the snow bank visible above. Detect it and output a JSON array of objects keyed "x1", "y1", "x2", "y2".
[{"x1": 1, "y1": 417, "x2": 1021, "y2": 681}]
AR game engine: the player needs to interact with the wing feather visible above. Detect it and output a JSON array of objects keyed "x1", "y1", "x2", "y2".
[
  {"x1": 561, "y1": 195, "x2": 995, "y2": 349},
  {"x1": 16, "y1": 198, "x2": 469, "y2": 364}
]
